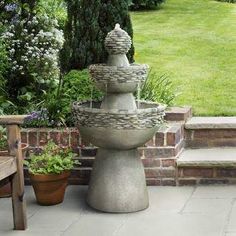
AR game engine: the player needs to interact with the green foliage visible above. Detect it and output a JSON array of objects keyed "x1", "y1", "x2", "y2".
[
  {"x1": 129, "y1": 0, "x2": 165, "y2": 10},
  {"x1": 0, "y1": 126, "x2": 7, "y2": 150},
  {"x1": 0, "y1": 39, "x2": 17, "y2": 115},
  {"x1": 24, "y1": 140, "x2": 79, "y2": 174},
  {"x1": 63, "y1": 0, "x2": 134, "y2": 72},
  {"x1": 62, "y1": 70, "x2": 103, "y2": 102},
  {"x1": 138, "y1": 71, "x2": 177, "y2": 106},
  {"x1": 38, "y1": 0, "x2": 67, "y2": 29},
  {"x1": 0, "y1": 39, "x2": 9, "y2": 105}
]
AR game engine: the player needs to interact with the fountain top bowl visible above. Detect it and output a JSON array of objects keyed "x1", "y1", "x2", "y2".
[{"x1": 89, "y1": 63, "x2": 149, "y2": 93}]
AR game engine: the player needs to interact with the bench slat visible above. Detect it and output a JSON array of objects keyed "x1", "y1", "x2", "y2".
[{"x1": 0, "y1": 156, "x2": 17, "y2": 180}]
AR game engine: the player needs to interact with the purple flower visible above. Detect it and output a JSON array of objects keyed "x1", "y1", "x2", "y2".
[{"x1": 4, "y1": 4, "x2": 18, "y2": 12}]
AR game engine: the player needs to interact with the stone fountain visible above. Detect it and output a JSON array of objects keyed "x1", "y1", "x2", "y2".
[{"x1": 73, "y1": 24, "x2": 165, "y2": 213}]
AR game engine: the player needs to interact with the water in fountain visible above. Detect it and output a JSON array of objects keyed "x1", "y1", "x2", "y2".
[
  {"x1": 90, "y1": 86, "x2": 93, "y2": 108},
  {"x1": 137, "y1": 82, "x2": 141, "y2": 109},
  {"x1": 105, "y1": 82, "x2": 108, "y2": 108}
]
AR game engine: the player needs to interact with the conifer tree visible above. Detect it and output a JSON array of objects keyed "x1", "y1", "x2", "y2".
[{"x1": 63, "y1": 0, "x2": 134, "y2": 71}]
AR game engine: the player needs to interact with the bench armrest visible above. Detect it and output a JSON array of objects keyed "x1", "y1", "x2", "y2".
[{"x1": 0, "y1": 115, "x2": 29, "y2": 125}]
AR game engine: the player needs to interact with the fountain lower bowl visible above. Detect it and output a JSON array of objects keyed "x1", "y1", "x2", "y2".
[
  {"x1": 73, "y1": 101, "x2": 165, "y2": 149},
  {"x1": 79, "y1": 126, "x2": 158, "y2": 149},
  {"x1": 89, "y1": 64, "x2": 149, "y2": 93}
]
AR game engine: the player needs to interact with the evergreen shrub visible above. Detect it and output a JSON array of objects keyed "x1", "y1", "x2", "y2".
[{"x1": 129, "y1": 0, "x2": 165, "y2": 10}]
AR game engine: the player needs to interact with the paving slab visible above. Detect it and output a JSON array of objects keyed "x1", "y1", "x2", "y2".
[
  {"x1": 225, "y1": 233, "x2": 236, "y2": 236},
  {"x1": 182, "y1": 198, "x2": 232, "y2": 214},
  {"x1": 185, "y1": 117, "x2": 236, "y2": 129},
  {"x1": 226, "y1": 200, "x2": 236, "y2": 232},
  {"x1": 192, "y1": 185, "x2": 236, "y2": 199},
  {"x1": 177, "y1": 148, "x2": 236, "y2": 167},
  {"x1": 116, "y1": 212, "x2": 226, "y2": 236},
  {"x1": 62, "y1": 212, "x2": 126, "y2": 236},
  {"x1": 1, "y1": 185, "x2": 236, "y2": 236},
  {"x1": 146, "y1": 186, "x2": 194, "y2": 213}
]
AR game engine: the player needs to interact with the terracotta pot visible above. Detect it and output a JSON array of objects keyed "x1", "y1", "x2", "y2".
[
  {"x1": 0, "y1": 178, "x2": 11, "y2": 198},
  {"x1": 0, "y1": 150, "x2": 8, "y2": 156},
  {"x1": 0, "y1": 143, "x2": 28, "y2": 158},
  {"x1": 0, "y1": 143, "x2": 29, "y2": 198},
  {"x1": 29, "y1": 171, "x2": 70, "y2": 205},
  {"x1": 21, "y1": 143, "x2": 29, "y2": 159}
]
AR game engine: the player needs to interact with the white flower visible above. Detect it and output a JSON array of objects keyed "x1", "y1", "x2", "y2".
[{"x1": 9, "y1": 48, "x2": 15, "y2": 54}]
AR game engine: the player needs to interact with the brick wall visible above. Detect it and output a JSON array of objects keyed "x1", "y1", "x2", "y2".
[
  {"x1": 21, "y1": 127, "x2": 80, "y2": 150},
  {"x1": 22, "y1": 123, "x2": 185, "y2": 186}
]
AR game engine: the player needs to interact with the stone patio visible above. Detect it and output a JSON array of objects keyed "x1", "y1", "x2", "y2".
[{"x1": 1, "y1": 185, "x2": 236, "y2": 235}]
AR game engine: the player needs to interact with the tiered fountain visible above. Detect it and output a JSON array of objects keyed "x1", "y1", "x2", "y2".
[{"x1": 73, "y1": 24, "x2": 165, "y2": 213}]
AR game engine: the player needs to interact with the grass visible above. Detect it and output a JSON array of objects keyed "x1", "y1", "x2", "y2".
[{"x1": 131, "y1": 0, "x2": 236, "y2": 116}]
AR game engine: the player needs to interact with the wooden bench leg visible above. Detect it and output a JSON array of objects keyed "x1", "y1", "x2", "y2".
[
  {"x1": 11, "y1": 173, "x2": 27, "y2": 230},
  {"x1": 7, "y1": 125, "x2": 27, "y2": 230}
]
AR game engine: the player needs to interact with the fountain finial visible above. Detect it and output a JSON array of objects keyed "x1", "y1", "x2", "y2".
[
  {"x1": 105, "y1": 24, "x2": 132, "y2": 55},
  {"x1": 115, "y1": 23, "x2": 120, "y2": 30}
]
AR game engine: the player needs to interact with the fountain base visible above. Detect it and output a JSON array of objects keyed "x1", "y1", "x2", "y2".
[{"x1": 87, "y1": 148, "x2": 149, "y2": 213}]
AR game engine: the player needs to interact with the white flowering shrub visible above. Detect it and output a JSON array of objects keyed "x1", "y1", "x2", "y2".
[{"x1": 3, "y1": 14, "x2": 64, "y2": 89}]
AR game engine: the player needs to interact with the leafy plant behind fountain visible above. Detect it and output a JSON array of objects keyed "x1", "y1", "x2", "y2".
[
  {"x1": 138, "y1": 71, "x2": 178, "y2": 106},
  {"x1": 24, "y1": 70, "x2": 103, "y2": 128}
]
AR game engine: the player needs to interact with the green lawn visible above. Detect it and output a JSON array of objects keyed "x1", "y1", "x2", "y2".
[{"x1": 131, "y1": 0, "x2": 236, "y2": 116}]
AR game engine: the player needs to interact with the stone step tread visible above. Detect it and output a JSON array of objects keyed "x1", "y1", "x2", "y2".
[
  {"x1": 185, "y1": 117, "x2": 236, "y2": 129},
  {"x1": 177, "y1": 148, "x2": 236, "y2": 167}
]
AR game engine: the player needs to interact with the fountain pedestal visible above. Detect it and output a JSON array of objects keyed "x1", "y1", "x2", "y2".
[
  {"x1": 73, "y1": 24, "x2": 165, "y2": 213},
  {"x1": 87, "y1": 148, "x2": 148, "y2": 213}
]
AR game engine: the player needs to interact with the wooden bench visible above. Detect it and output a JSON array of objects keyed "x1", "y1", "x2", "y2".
[{"x1": 0, "y1": 115, "x2": 27, "y2": 230}]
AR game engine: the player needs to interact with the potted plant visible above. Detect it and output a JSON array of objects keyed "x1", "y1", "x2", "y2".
[{"x1": 24, "y1": 140, "x2": 78, "y2": 205}]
